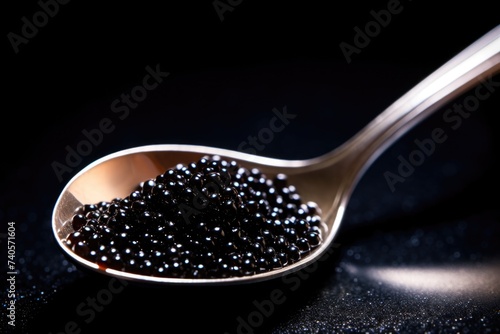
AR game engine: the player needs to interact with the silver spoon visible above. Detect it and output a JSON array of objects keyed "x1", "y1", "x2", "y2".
[{"x1": 52, "y1": 25, "x2": 500, "y2": 285}]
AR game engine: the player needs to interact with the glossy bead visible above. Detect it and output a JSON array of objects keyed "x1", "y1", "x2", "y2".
[
  {"x1": 306, "y1": 231, "x2": 322, "y2": 247},
  {"x1": 287, "y1": 244, "x2": 301, "y2": 262},
  {"x1": 73, "y1": 241, "x2": 90, "y2": 258},
  {"x1": 295, "y1": 219, "x2": 310, "y2": 233},
  {"x1": 274, "y1": 234, "x2": 289, "y2": 250},
  {"x1": 241, "y1": 258, "x2": 256, "y2": 275},
  {"x1": 273, "y1": 173, "x2": 288, "y2": 187},
  {"x1": 296, "y1": 238, "x2": 311, "y2": 254},
  {"x1": 85, "y1": 210, "x2": 100, "y2": 220},
  {"x1": 270, "y1": 256, "x2": 283, "y2": 269},
  {"x1": 71, "y1": 214, "x2": 87, "y2": 230},
  {"x1": 277, "y1": 252, "x2": 288, "y2": 266},
  {"x1": 141, "y1": 179, "x2": 156, "y2": 195}
]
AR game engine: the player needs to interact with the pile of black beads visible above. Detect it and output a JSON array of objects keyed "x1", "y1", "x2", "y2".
[{"x1": 64, "y1": 155, "x2": 323, "y2": 278}]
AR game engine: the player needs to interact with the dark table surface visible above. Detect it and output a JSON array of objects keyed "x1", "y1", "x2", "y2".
[{"x1": 2, "y1": 1, "x2": 500, "y2": 333}]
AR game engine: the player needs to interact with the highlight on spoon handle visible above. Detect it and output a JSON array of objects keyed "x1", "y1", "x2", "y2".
[{"x1": 334, "y1": 24, "x2": 500, "y2": 177}]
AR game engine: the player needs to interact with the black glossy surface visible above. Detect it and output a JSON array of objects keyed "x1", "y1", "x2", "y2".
[{"x1": 2, "y1": 1, "x2": 500, "y2": 333}]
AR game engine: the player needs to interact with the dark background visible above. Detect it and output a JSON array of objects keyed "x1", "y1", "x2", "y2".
[{"x1": 2, "y1": 0, "x2": 500, "y2": 333}]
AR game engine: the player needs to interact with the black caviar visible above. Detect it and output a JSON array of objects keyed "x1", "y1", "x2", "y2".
[{"x1": 64, "y1": 155, "x2": 323, "y2": 278}]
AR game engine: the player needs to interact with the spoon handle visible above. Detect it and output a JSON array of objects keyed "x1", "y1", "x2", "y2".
[{"x1": 329, "y1": 24, "x2": 500, "y2": 178}]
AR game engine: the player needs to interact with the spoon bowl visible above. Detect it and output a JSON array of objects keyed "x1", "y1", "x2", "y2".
[
  {"x1": 53, "y1": 145, "x2": 340, "y2": 285},
  {"x1": 53, "y1": 25, "x2": 500, "y2": 285}
]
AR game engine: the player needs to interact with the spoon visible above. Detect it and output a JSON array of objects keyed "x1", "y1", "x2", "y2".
[{"x1": 52, "y1": 25, "x2": 500, "y2": 285}]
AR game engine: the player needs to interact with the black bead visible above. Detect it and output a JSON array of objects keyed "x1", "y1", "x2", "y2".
[
  {"x1": 141, "y1": 179, "x2": 156, "y2": 195},
  {"x1": 306, "y1": 231, "x2": 322, "y2": 248},
  {"x1": 296, "y1": 238, "x2": 311, "y2": 254},
  {"x1": 286, "y1": 244, "x2": 301, "y2": 262},
  {"x1": 71, "y1": 214, "x2": 87, "y2": 230},
  {"x1": 273, "y1": 173, "x2": 288, "y2": 188}
]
